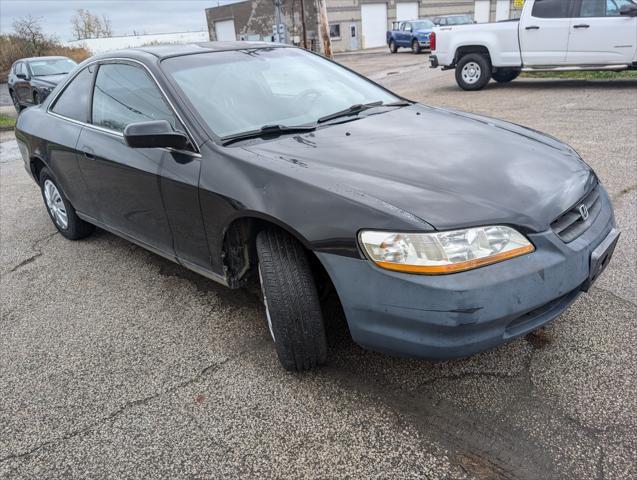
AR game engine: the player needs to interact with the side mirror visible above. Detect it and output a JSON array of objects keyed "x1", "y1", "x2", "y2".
[
  {"x1": 123, "y1": 120, "x2": 189, "y2": 150},
  {"x1": 16, "y1": 73, "x2": 28, "y2": 80},
  {"x1": 620, "y1": 4, "x2": 637, "y2": 16}
]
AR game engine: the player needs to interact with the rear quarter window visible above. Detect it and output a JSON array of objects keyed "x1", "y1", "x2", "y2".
[{"x1": 50, "y1": 65, "x2": 94, "y2": 123}]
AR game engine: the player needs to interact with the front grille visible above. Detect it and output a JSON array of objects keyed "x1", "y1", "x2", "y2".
[{"x1": 550, "y1": 185, "x2": 601, "y2": 243}]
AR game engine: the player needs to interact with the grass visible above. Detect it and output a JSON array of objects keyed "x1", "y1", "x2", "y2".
[
  {"x1": 0, "y1": 113, "x2": 16, "y2": 129},
  {"x1": 521, "y1": 70, "x2": 637, "y2": 80}
]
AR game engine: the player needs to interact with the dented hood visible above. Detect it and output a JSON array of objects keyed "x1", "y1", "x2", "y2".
[{"x1": 245, "y1": 105, "x2": 595, "y2": 232}]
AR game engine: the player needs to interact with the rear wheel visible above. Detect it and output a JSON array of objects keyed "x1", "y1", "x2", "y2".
[
  {"x1": 33, "y1": 91, "x2": 40, "y2": 105},
  {"x1": 411, "y1": 39, "x2": 421, "y2": 54},
  {"x1": 455, "y1": 53, "x2": 491, "y2": 91},
  {"x1": 389, "y1": 39, "x2": 397, "y2": 53},
  {"x1": 39, "y1": 168, "x2": 94, "y2": 240},
  {"x1": 256, "y1": 229, "x2": 327, "y2": 371},
  {"x1": 492, "y1": 69, "x2": 520, "y2": 83}
]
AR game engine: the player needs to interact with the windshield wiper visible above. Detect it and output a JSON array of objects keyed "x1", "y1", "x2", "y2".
[
  {"x1": 317, "y1": 100, "x2": 411, "y2": 124},
  {"x1": 220, "y1": 124, "x2": 316, "y2": 146}
]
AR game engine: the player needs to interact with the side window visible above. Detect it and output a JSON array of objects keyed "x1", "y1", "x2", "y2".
[
  {"x1": 14, "y1": 62, "x2": 23, "y2": 75},
  {"x1": 404, "y1": 22, "x2": 412, "y2": 32},
  {"x1": 579, "y1": 0, "x2": 606, "y2": 16},
  {"x1": 531, "y1": 0, "x2": 571, "y2": 18},
  {"x1": 51, "y1": 66, "x2": 94, "y2": 123},
  {"x1": 604, "y1": 0, "x2": 633, "y2": 16},
  {"x1": 92, "y1": 63, "x2": 178, "y2": 133}
]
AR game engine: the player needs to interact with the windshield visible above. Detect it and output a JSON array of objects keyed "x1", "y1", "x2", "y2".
[
  {"x1": 446, "y1": 15, "x2": 473, "y2": 25},
  {"x1": 28, "y1": 58, "x2": 77, "y2": 76},
  {"x1": 412, "y1": 20, "x2": 434, "y2": 30},
  {"x1": 162, "y1": 47, "x2": 399, "y2": 138}
]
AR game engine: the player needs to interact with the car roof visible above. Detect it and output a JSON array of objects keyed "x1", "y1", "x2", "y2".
[
  {"x1": 99, "y1": 41, "x2": 286, "y2": 60},
  {"x1": 438, "y1": 13, "x2": 471, "y2": 17},
  {"x1": 19, "y1": 56, "x2": 73, "y2": 63}
]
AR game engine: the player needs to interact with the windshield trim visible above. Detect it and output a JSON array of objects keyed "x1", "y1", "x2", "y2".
[{"x1": 159, "y1": 46, "x2": 409, "y2": 147}]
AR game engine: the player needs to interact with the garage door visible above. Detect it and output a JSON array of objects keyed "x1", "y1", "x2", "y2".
[
  {"x1": 215, "y1": 19, "x2": 236, "y2": 41},
  {"x1": 396, "y1": 2, "x2": 419, "y2": 21},
  {"x1": 495, "y1": 0, "x2": 510, "y2": 21},
  {"x1": 474, "y1": 0, "x2": 491, "y2": 23},
  {"x1": 361, "y1": 3, "x2": 388, "y2": 48}
]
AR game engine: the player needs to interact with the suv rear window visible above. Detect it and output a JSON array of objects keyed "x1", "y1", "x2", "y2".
[{"x1": 532, "y1": 0, "x2": 571, "y2": 17}]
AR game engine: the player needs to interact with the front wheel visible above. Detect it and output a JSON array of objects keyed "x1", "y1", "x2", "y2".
[
  {"x1": 455, "y1": 53, "x2": 491, "y2": 91},
  {"x1": 411, "y1": 39, "x2": 421, "y2": 54},
  {"x1": 39, "y1": 167, "x2": 94, "y2": 240},
  {"x1": 389, "y1": 39, "x2": 397, "y2": 53},
  {"x1": 256, "y1": 229, "x2": 327, "y2": 371},
  {"x1": 491, "y1": 69, "x2": 521, "y2": 83}
]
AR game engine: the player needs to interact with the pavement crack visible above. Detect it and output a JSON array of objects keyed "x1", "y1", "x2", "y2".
[
  {"x1": 0, "y1": 355, "x2": 234, "y2": 464},
  {"x1": 4, "y1": 231, "x2": 58, "y2": 275}
]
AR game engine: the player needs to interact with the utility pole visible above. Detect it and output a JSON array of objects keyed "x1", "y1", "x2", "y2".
[
  {"x1": 316, "y1": 0, "x2": 332, "y2": 57},
  {"x1": 274, "y1": 0, "x2": 283, "y2": 43},
  {"x1": 299, "y1": 0, "x2": 308, "y2": 49}
]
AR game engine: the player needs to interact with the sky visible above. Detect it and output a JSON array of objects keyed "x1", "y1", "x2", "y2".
[{"x1": 0, "y1": 0, "x2": 242, "y2": 41}]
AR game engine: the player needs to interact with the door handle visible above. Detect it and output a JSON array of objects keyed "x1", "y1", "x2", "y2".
[
  {"x1": 82, "y1": 150, "x2": 95, "y2": 160},
  {"x1": 573, "y1": 24, "x2": 590, "y2": 29},
  {"x1": 525, "y1": 25, "x2": 540, "y2": 30}
]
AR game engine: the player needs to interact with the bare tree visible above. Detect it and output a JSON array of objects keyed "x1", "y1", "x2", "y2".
[
  {"x1": 12, "y1": 15, "x2": 48, "y2": 56},
  {"x1": 101, "y1": 15, "x2": 113, "y2": 37},
  {"x1": 71, "y1": 9, "x2": 113, "y2": 40}
]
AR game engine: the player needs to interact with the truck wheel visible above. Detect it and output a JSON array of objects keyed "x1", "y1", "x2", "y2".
[
  {"x1": 389, "y1": 40, "x2": 397, "y2": 53},
  {"x1": 492, "y1": 69, "x2": 520, "y2": 83},
  {"x1": 39, "y1": 167, "x2": 95, "y2": 240},
  {"x1": 411, "y1": 39, "x2": 421, "y2": 54},
  {"x1": 455, "y1": 53, "x2": 491, "y2": 91},
  {"x1": 256, "y1": 229, "x2": 328, "y2": 371}
]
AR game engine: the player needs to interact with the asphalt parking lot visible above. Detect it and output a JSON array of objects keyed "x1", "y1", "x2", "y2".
[{"x1": 1, "y1": 51, "x2": 636, "y2": 479}]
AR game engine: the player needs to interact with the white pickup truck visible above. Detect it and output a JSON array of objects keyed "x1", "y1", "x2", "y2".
[{"x1": 430, "y1": 0, "x2": 637, "y2": 90}]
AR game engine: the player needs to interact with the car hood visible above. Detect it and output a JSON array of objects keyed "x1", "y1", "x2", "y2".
[
  {"x1": 244, "y1": 105, "x2": 595, "y2": 232},
  {"x1": 414, "y1": 29, "x2": 433, "y2": 34},
  {"x1": 31, "y1": 74, "x2": 66, "y2": 86}
]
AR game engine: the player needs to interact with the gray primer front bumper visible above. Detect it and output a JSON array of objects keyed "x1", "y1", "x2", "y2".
[{"x1": 317, "y1": 189, "x2": 616, "y2": 359}]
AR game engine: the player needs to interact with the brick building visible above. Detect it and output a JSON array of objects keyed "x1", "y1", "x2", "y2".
[{"x1": 205, "y1": 0, "x2": 523, "y2": 53}]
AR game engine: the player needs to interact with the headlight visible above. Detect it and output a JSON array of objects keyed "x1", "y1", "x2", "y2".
[{"x1": 359, "y1": 226, "x2": 534, "y2": 274}]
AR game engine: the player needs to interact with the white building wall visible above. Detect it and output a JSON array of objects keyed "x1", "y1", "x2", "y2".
[{"x1": 64, "y1": 31, "x2": 209, "y2": 54}]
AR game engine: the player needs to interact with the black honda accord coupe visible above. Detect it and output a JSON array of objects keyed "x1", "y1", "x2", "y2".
[{"x1": 15, "y1": 42, "x2": 619, "y2": 371}]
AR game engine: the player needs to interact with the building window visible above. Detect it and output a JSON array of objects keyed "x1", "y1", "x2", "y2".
[{"x1": 329, "y1": 24, "x2": 341, "y2": 38}]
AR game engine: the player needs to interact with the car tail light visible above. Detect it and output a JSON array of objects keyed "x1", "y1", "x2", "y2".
[{"x1": 430, "y1": 31, "x2": 436, "y2": 51}]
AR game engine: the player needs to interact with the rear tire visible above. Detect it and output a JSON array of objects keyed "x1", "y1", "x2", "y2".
[
  {"x1": 33, "y1": 91, "x2": 40, "y2": 105},
  {"x1": 39, "y1": 167, "x2": 94, "y2": 240},
  {"x1": 411, "y1": 39, "x2": 421, "y2": 54},
  {"x1": 455, "y1": 53, "x2": 491, "y2": 91},
  {"x1": 256, "y1": 229, "x2": 327, "y2": 371},
  {"x1": 389, "y1": 40, "x2": 397, "y2": 53},
  {"x1": 491, "y1": 69, "x2": 520, "y2": 83}
]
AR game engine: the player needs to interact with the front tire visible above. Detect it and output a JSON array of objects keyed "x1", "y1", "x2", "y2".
[
  {"x1": 491, "y1": 69, "x2": 520, "y2": 83},
  {"x1": 389, "y1": 39, "x2": 397, "y2": 53},
  {"x1": 10, "y1": 90, "x2": 22, "y2": 113},
  {"x1": 256, "y1": 229, "x2": 327, "y2": 371},
  {"x1": 455, "y1": 53, "x2": 491, "y2": 91},
  {"x1": 411, "y1": 39, "x2": 421, "y2": 54},
  {"x1": 39, "y1": 168, "x2": 94, "y2": 240}
]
